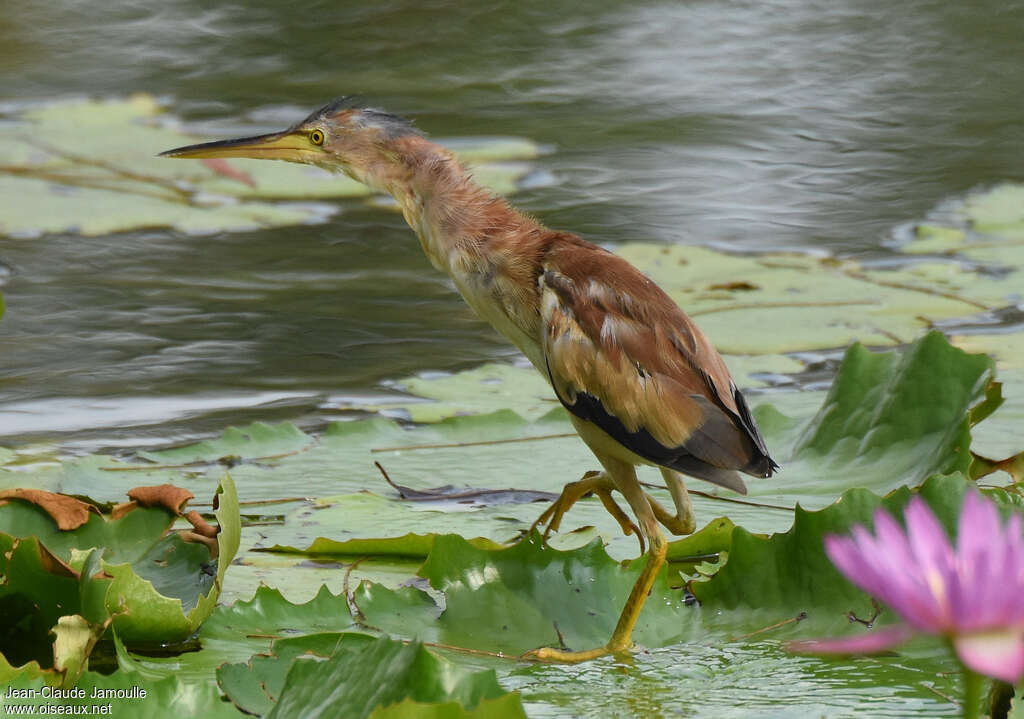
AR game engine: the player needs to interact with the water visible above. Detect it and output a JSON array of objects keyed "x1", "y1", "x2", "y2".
[{"x1": 2, "y1": 0, "x2": 1024, "y2": 451}]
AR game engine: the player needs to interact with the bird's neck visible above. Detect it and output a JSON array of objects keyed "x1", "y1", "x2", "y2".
[
  {"x1": 361, "y1": 137, "x2": 543, "y2": 277},
  {"x1": 353, "y1": 136, "x2": 553, "y2": 369}
]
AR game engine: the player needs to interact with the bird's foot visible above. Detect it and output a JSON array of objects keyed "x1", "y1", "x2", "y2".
[
  {"x1": 529, "y1": 471, "x2": 643, "y2": 551},
  {"x1": 520, "y1": 640, "x2": 632, "y2": 664}
]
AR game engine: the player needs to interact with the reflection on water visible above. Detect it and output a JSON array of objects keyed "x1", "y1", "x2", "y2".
[
  {"x1": 513, "y1": 639, "x2": 959, "y2": 718},
  {"x1": 1, "y1": 0, "x2": 1023, "y2": 448}
]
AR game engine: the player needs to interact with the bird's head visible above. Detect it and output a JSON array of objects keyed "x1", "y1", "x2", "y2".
[{"x1": 160, "y1": 97, "x2": 424, "y2": 188}]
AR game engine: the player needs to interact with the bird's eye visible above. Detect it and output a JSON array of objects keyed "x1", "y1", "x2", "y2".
[{"x1": 309, "y1": 129, "x2": 325, "y2": 146}]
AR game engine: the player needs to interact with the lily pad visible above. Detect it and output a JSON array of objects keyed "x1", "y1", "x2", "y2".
[
  {"x1": 964, "y1": 184, "x2": 1024, "y2": 238},
  {"x1": 617, "y1": 244, "x2": 1017, "y2": 357},
  {"x1": 0, "y1": 664, "x2": 245, "y2": 718},
  {"x1": 953, "y1": 332, "x2": 1024, "y2": 371},
  {"x1": 216, "y1": 632, "x2": 350, "y2": 716},
  {"x1": 0, "y1": 476, "x2": 239, "y2": 645},
  {"x1": 138, "y1": 422, "x2": 315, "y2": 465},
  {"x1": 217, "y1": 633, "x2": 524, "y2": 719},
  {"x1": 0, "y1": 536, "x2": 109, "y2": 672},
  {"x1": 690, "y1": 472, "x2": 1023, "y2": 657},
  {"x1": 2, "y1": 332, "x2": 1011, "y2": 581},
  {"x1": 201, "y1": 584, "x2": 359, "y2": 642},
  {"x1": 888, "y1": 186, "x2": 1024, "y2": 358},
  {"x1": 369, "y1": 695, "x2": 527, "y2": 719},
  {"x1": 375, "y1": 363, "x2": 560, "y2": 423},
  {"x1": 748, "y1": 331, "x2": 996, "y2": 505},
  {"x1": 394, "y1": 534, "x2": 688, "y2": 655}
]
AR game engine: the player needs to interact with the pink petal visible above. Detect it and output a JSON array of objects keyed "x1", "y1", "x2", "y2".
[
  {"x1": 903, "y1": 497, "x2": 956, "y2": 625},
  {"x1": 954, "y1": 631, "x2": 1024, "y2": 684},
  {"x1": 951, "y1": 491, "x2": 1002, "y2": 629},
  {"x1": 788, "y1": 625, "x2": 914, "y2": 656},
  {"x1": 825, "y1": 533, "x2": 878, "y2": 591},
  {"x1": 867, "y1": 510, "x2": 947, "y2": 628},
  {"x1": 826, "y1": 512, "x2": 945, "y2": 631},
  {"x1": 825, "y1": 522, "x2": 899, "y2": 598},
  {"x1": 951, "y1": 492, "x2": 1024, "y2": 631},
  {"x1": 999, "y1": 515, "x2": 1024, "y2": 623}
]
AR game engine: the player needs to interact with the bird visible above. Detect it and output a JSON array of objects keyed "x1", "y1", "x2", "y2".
[{"x1": 161, "y1": 98, "x2": 777, "y2": 662}]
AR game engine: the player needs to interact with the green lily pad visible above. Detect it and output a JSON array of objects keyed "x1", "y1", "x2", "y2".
[
  {"x1": 953, "y1": 333, "x2": 1024, "y2": 371},
  {"x1": 369, "y1": 695, "x2": 527, "y2": 719},
  {"x1": 138, "y1": 422, "x2": 315, "y2": 465},
  {"x1": 216, "y1": 632, "x2": 350, "y2": 716},
  {"x1": 690, "y1": 472, "x2": 1019, "y2": 648},
  {"x1": 2, "y1": 332, "x2": 1011, "y2": 584},
  {"x1": 216, "y1": 632, "x2": 523, "y2": 719},
  {"x1": 608, "y1": 185, "x2": 1024, "y2": 360},
  {"x1": 750, "y1": 331, "x2": 996, "y2": 505},
  {"x1": 964, "y1": 183, "x2": 1024, "y2": 238},
  {"x1": 901, "y1": 184, "x2": 1024, "y2": 259},
  {"x1": 0, "y1": 476, "x2": 239, "y2": 645},
  {"x1": 374, "y1": 363, "x2": 559, "y2": 423},
  {"x1": 904, "y1": 224, "x2": 968, "y2": 254},
  {"x1": 201, "y1": 584, "x2": 359, "y2": 642},
  {"x1": 189, "y1": 531, "x2": 963, "y2": 717},
  {"x1": 0, "y1": 664, "x2": 245, "y2": 718},
  {"x1": 664, "y1": 516, "x2": 736, "y2": 561},
  {"x1": 0, "y1": 536, "x2": 109, "y2": 672},
  {"x1": 417, "y1": 534, "x2": 689, "y2": 654},
  {"x1": 269, "y1": 635, "x2": 520, "y2": 719}
]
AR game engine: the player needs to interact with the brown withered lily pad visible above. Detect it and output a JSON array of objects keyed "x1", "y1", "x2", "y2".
[
  {"x1": 111, "y1": 484, "x2": 195, "y2": 520},
  {"x1": 0, "y1": 489, "x2": 100, "y2": 530}
]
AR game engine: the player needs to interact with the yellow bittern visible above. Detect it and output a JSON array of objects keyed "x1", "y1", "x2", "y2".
[{"x1": 161, "y1": 99, "x2": 777, "y2": 662}]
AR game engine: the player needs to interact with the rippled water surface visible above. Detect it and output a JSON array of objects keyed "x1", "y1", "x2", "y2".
[{"x1": 1, "y1": 0, "x2": 1023, "y2": 449}]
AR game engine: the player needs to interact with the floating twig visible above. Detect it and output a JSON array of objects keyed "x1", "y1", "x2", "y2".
[
  {"x1": 371, "y1": 432, "x2": 577, "y2": 453},
  {"x1": 729, "y1": 612, "x2": 807, "y2": 642}
]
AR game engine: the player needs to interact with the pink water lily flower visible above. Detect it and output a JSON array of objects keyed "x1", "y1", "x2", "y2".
[{"x1": 790, "y1": 490, "x2": 1024, "y2": 684}]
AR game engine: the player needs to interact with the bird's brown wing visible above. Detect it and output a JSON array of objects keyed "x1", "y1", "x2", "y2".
[{"x1": 538, "y1": 239, "x2": 775, "y2": 493}]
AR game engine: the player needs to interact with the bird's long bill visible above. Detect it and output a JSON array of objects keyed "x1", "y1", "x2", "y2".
[{"x1": 159, "y1": 130, "x2": 310, "y2": 162}]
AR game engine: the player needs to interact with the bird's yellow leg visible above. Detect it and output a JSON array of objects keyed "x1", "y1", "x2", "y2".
[
  {"x1": 523, "y1": 457, "x2": 666, "y2": 663},
  {"x1": 530, "y1": 470, "x2": 641, "y2": 546},
  {"x1": 648, "y1": 468, "x2": 696, "y2": 536}
]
